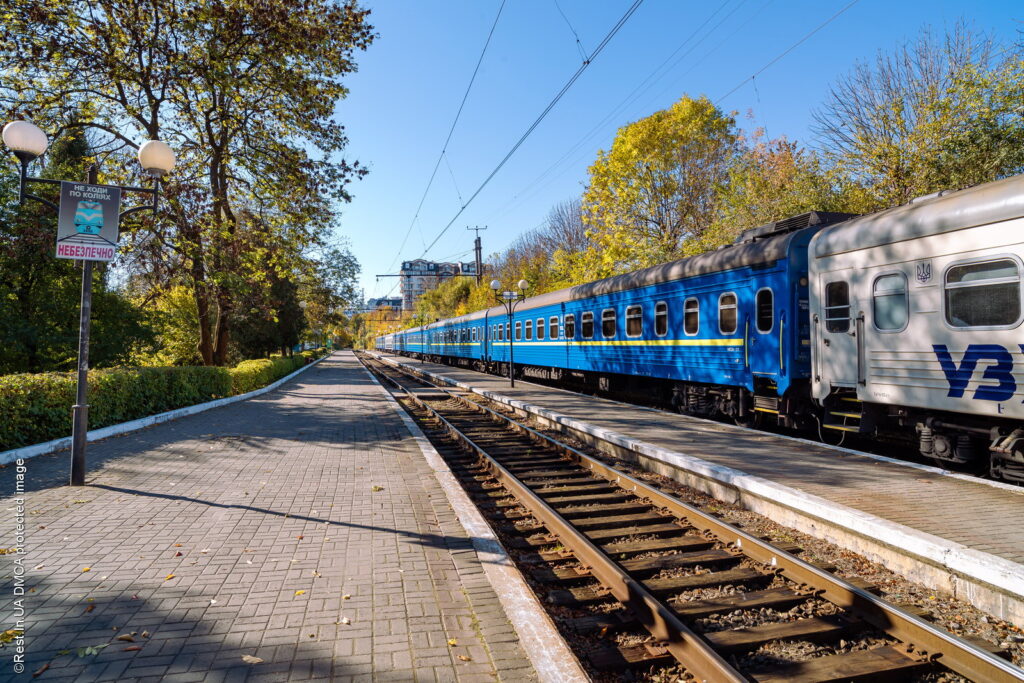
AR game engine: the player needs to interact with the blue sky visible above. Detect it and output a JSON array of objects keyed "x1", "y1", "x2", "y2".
[{"x1": 336, "y1": 0, "x2": 1022, "y2": 303}]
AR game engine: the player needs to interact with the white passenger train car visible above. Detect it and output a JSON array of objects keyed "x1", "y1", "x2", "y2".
[{"x1": 809, "y1": 175, "x2": 1024, "y2": 481}]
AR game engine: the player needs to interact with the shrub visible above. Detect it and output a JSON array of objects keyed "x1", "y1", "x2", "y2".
[
  {"x1": 0, "y1": 350, "x2": 327, "y2": 451},
  {"x1": 228, "y1": 355, "x2": 306, "y2": 395}
]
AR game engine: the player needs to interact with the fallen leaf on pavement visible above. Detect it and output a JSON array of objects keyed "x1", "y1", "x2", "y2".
[
  {"x1": 241, "y1": 655, "x2": 263, "y2": 664},
  {"x1": 32, "y1": 663, "x2": 49, "y2": 677},
  {"x1": 141, "y1": 631, "x2": 150, "y2": 638},
  {"x1": 342, "y1": 594, "x2": 351, "y2": 600},
  {"x1": 84, "y1": 604, "x2": 94, "y2": 614},
  {"x1": 164, "y1": 574, "x2": 175, "y2": 581},
  {"x1": 339, "y1": 617, "x2": 351, "y2": 625},
  {"x1": 447, "y1": 639, "x2": 457, "y2": 647},
  {"x1": 116, "y1": 635, "x2": 134, "y2": 642},
  {"x1": 122, "y1": 646, "x2": 142, "y2": 651},
  {"x1": 82, "y1": 567, "x2": 91, "y2": 572},
  {"x1": 175, "y1": 552, "x2": 182, "y2": 557},
  {"x1": 371, "y1": 485, "x2": 384, "y2": 492},
  {"x1": 457, "y1": 655, "x2": 471, "y2": 662},
  {"x1": 294, "y1": 590, "x2": 306, "y2": 596}
]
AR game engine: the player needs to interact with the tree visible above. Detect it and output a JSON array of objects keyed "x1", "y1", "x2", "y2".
[
  {"x1": 704, "y1": 132, "x2": 854, "y2": 248},
  {"x1": 1, "y1": 0, "x2": 375, "y2": 364},
  {"x1": 581, "y1": 95, "x2": 739, "y2": 276},
  {"x1": 814, "y1": 23, "x2": 1024, "y2": 210}
]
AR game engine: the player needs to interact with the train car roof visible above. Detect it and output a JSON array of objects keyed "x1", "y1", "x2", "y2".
[
  {"x1": 812, "y1": 172, "x2": 1024, "y2": 258},
  {"x1": 406, "y1": 212, "x2": 851, "y2": 332}
]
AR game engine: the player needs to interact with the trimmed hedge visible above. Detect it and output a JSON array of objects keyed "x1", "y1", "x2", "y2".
[{"x1": 0, "y1": 350, "x2": 326, "y2": 451}]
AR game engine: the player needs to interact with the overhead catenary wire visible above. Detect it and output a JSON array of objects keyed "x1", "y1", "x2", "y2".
[
  {"x1": 482, "y1": 0, "x2": 752, "y2": 222},
  {"x1": 384, "y1": 0, "x2": 508, "y2": 276},
  {"x1": 553, "y1": 0, "x2": 589, "y2": 63},
  {"x1": 715, "y1": 0, "x2": 861, "y2": 104},
  {"x1": 415, "y1": 0, "x2": 645, "y2": 261},
  {"x1": 485, "y1": 0, "x2": 853, "y2": 225}
]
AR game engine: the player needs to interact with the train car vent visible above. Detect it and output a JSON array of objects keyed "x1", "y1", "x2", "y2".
[{"x1": 733, "y1": 211, "x2": 858, "y2": 244}]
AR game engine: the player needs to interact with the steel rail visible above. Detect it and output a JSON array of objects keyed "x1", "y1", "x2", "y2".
[
  {"x1": 446, "y1": 389, "x2": 1024, "y2": 683},
  {"x1": 360, "y1": 354, "x2": 1024, "y2": 682},
  {"x1": 368, "y1": 361, "x2": 745, "y2": 683}
]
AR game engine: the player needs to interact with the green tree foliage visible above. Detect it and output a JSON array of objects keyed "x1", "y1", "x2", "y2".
[
  {"x1": 581, "y1": 95, "x2": 739, "y2": 276},
  {"x1": 814, "y1": 23, "x2": 1024, "y2": 210},
  {"x1": 703, "y1": 132, "x2": 853, "y2": 248},
  {"x1": 1, "y1": 0, "x2": 374, "y2": 365},
  {"x1": 135, "y1": 285, "x2": 203, "y2": 367},
  {"x1": 0, "y1": 130, "x2": 153, "y2": 373}
]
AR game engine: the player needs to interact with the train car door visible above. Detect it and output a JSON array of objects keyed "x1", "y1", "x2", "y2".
[
  {"x1": 748, "y1": 287, "x2": 780, "y2": 378},
  {"x1": 816, "y1": 272, "x2": 859, "y2": 388}
]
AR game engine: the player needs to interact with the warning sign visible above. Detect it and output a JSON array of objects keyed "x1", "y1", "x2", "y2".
[{"x1": 55, "y1": 181, "x2": 122, "y2": 261}]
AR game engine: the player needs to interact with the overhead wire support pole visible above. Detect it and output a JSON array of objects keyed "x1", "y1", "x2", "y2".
[{"x1": 467, "y1": 225, "x2": 486, "y2": 284}]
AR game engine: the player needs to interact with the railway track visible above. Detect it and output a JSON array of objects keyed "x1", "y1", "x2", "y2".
[{"x1": 357, "y1": 352, "x2": 1024, "y2": 682}]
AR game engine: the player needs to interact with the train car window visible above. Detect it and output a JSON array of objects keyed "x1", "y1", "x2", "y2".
[
  {"x1": 756, "y1": 289, "x2": 774, "y2": 333},
  {"x1": 655, "y1": 302, "x2": 668, "y2": 336},
  {"x1": 684, "y1": 298, "x2": 699, "y2": 335},
  {"x1": 824, "y1": 282, "x2": 850, "y2": 332},
  {"x1": 626, "y1": 305, "x2": 643, "y2": 337},
  {"x1": 945, "y1": 258, "x2": 1021, "y2": 328},
  {"x1": 525, "y1": 320, "x2": 533, "y2": 340},
  {"x1": 581, "y1": 312, "x2": 594, "y2": 339},
  {"x1": 549, "y1": 317, "x2": 559, "y2": 339},
  {"x1": 718, "y1": 293, "x2": 737, "y2": 335},
  {"x1": 505, "y1": 322, "x2": 510, "y2": 340},
  {"x1": 515, "y1": 321, "x2": 522, "y2": 340},
  {"x1": 536, "y1": 318, "x2": 545, "y2": 340},
  {"x1": 471, "y1": 328, "x2": 477, "y2": 342},
  {"x1": 565, "y1": 314, "x2": 576, "y2": 339},
  {"x1": 602, "y1": 309, "x2": 616, "y2": 338},
  {"x1": 873, "y1": 274, "x2": 908, "y2": 331}
]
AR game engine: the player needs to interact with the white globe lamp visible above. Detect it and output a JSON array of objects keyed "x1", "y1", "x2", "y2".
[{"x1": 2, "y1": 120, "x2": 49, "y2": 161}]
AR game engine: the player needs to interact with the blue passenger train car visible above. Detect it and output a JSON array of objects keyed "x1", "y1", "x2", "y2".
[{"x1": 379, "y1": 212, "x2": 852, "y2": 425}]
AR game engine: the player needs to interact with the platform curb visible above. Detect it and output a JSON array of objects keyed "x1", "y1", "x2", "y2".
[
  {"x1": 360, "y1": 355, "x2": 589, "y2": 683},
  {"x1": 371, "y1": 352, "x2": 1024, "y2": 627},
  {"x1": 0, "y1": 352, "x2": 332, "y2": 466}
]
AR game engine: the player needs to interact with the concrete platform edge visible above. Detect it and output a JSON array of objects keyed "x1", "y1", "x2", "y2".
[
  {"x1": 371, "y1": 352, "x2": 1024, "y2": 628},
  {"x1": 0, "y1": 352, "x2": 331, "y2": 466},
  {"x1": 360, "y1": 358, "x2": 589, "y2": 683}
]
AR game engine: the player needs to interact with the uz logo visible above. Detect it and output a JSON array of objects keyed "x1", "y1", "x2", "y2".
[{"x1": 933, "y1": 344, "x2": 1021, "y2": 402}]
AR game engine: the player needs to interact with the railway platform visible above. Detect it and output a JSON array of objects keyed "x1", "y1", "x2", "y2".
[
  {"x1": 0, "y1": 352, "x2": 574, "y2": 682},
  {"x1": 369, "y1": 351, "x2": 1024, "y2": 629}
]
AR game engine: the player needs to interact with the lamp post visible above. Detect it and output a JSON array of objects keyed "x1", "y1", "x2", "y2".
[
  {"x1": 3, "y1": 121, "x2": 175, "y2": 486},
  {"x1": 490, "y1": 278, "x2": 528, "y2": 388}
]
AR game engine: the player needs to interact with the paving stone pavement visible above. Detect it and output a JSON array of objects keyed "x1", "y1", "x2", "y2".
[{"x1": 0, "y1": 352, "x2": 537, "y2": 682}]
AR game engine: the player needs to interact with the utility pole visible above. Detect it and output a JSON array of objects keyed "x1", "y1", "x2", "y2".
[{"x1": 467, "y1": 225, "x2": 487, "y2": 284}]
